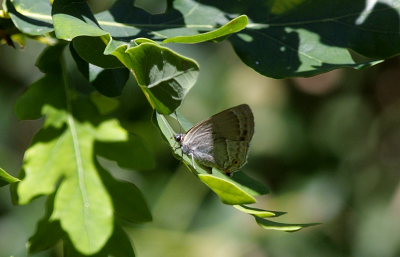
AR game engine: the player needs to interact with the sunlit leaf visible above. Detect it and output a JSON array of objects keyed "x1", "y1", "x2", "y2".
[
  {"x1": 254, "y1": 216, "x2": 319, "y2": 232},
  {"x1": 17, "y1": 117, "x2": 116, "y2": 255},
  {"x1": 163, "y1": 15, "x2": 248, "y2": 44},
  {"x1": 0, "y1": 167, "x2": 20, "y2": 187},
  {"x1": 64, "y1": 224, "x2": 135, "y2": 257},
  {"x1": 4, "y1": 0, "x2": 53, "y2": 35},
  {"x1": 14, "y1": 44, "x2": 150, "y2": 254},
  {"x1": 52, "y1": 0, "x2": 106, "y2": 39},
  {"x1": 234, "y1": 205, "x2": 286, "y2": 218},
  {"x1": 213, "y1": 169, "x2": 269, "y2": 196},
  {"x1": 199, "y1": 174, "x2": 256, "y2": 205}
]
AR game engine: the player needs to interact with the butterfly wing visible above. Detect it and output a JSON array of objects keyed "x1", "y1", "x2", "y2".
[{"x1": 182, "y1": 104, "x2": 254, "y2": 173}]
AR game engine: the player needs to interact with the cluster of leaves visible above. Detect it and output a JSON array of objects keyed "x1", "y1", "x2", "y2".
[{"x1": 1, "y1": 0, "x2": 400, "y2": 256}]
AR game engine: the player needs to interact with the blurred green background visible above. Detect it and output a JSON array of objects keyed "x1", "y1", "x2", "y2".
[{"x1": 1, "y1": 1, "x2": 400, "y2": 256}]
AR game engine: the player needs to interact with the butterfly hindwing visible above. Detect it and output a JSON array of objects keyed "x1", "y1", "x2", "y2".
[{"x1": 181, "y1": 104, "x2": 254, "y2": 173}]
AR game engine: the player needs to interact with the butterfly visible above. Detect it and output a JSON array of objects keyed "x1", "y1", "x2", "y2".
[{"x1": 174, "y1": 104, "x2": 254, "y2": 176}]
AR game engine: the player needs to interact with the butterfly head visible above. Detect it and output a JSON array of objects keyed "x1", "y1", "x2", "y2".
[{"x1": 174, "y1": 134, "x2": 185, "y2": 145}]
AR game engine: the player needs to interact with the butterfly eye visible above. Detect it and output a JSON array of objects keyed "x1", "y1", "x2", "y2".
[{"x1": 174, "y1": 134, "x2": 183, "y2": 143}]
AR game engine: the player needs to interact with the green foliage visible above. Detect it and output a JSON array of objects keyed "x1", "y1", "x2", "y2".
[
  {"x1": 1, "y1": 0, "x2": 400, "y2": 256},
  {"x1": 112, "y1": 40, "x2": 199, "y2": 114},
  {"x1": 254, "y1": 217, "x2": 319, "y2": 232},
  {"x1": 14, "y1": 43, "x2": 151, "y2": 255},
  {"x1": 4, "y1": 0, "x2": 400, "y2": 77},
  {"x1": 0, "y1": 167, "x2": 20, "y2": 187},
  {"x1": 163, "y1": 15, "x2": 249, "y2": 43}
]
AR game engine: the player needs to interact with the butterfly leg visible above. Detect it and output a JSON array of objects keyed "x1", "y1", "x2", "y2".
[
  {"x1": 201, "y1": 165, "x2": 212, "y2": 174},
  {"x1": 172, "y1": 142, "x2": 182, "y2": 152},
  {"x1": 189, "y1": 153, "x2": 196, "y2": 170},
  {"x1": 188, "y1": 152, "x2": 212, "y2": 174}
]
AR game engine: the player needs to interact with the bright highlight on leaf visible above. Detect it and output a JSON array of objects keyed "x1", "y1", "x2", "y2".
[
  {"x1": 163, "y1": 15, "x2": 249, "y2": 44},
  {"x1": 234, "y1": 205, "x2": 286, "y2": 218},
  {"x1": 199, "y1": 174, "x2": 256, "y2": 205},
  {"x1": 254, "y1": 216, "x2": 320, "y2": 232}
]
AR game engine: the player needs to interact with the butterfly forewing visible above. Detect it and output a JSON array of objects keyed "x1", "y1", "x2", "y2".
[
  {"x1": 211, "y1": 104, "x2": 254, "y2": 142},
  {"x1": 181, "y1": 104, "x2": 254, "y2": 174}
]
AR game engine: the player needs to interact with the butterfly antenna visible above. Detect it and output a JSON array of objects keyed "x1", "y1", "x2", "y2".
[
  {"x1": 168, "y1": 111, "x2": 178, "y2": 149},
  {"x1": 173, "y1": 110, "x2": 184, "y2": 134},
  {"x1": 173, "y1": 110, "x2": 186, "y2": 161}
]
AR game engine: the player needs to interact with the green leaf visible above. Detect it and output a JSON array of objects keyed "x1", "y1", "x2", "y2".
[
  {"x1": 233, "y1": 205, "x2": 286, "y2": 218},
  {"x1": 94, "y1": 0, "x2": 232, "y2": 41},
  {"x1": 29, "y1": 219, "x2": 63, "y2": 253},
  {"x1": 15, "y1": 45, "x2": 68, "y2": 128},
  {"x1": 90, "y1": 92, "x2": 120, "y2": 115},
  {"x1": 163, "y1": 15, "x2": 248, "y2": 44},
  {"x1": 213, "y1": 170, "x2": 269, "y2": 196},
  {"x1": 199, "y1": 174, "x2": 256, "y2": 205},
  {"x1": 17, "y1": 121, "x2": 116, "y2": 254},
  {"x1": 15, "y1": 44, "x2": 140, "y2": 254},
  {"x1": 0, "y1": 167, "x2": 20, "y2": 187},
  {"x1": 5, "y1": 0, "x2": 53, "y2": 36},
  {"x1": 89, "y1": 67, "x2": 130, "y2": 97},
  {"x1": 215, "y1": 0, "x2": 398, "y2": 78},
  {"x1": 8, "y1": 0, "x2": 400, "y2": 79},
  {"x1": 113, "y1": 42, "x2": 199, "y2": 114},
  {"x1": 70, "y1": 42, "x2": 129, "y2": 97},
  {"x1": 99, "y1": 166, "x2": 152, "y2": 223},
  {"x1": 36, "y1": 43, "x2": 66, "y2": 73},
  {"x1": 28, "y1": 195, "x2": 64, "y2": 254},
  {"x1": 254, "y1": 216, "x2": 319, "y2": 232},
  {"x1": 15, "y1": 75, "x2": 65, "y2": 121},
  {"x1": 72, "y1": 36, "x2": 124, "y2": 69},
  {"x1": 95, "y1": 134, "x2": 155, "y2": 171},
  {"x1": 52, "y1": 0, "x2": 107, "y2": 39},
  {"x1": 64, "y1": 224, "x2": 135, "y2": 257},
  {"x1": 155, "y1": 113, "x2": 196, "y2": 165}
]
